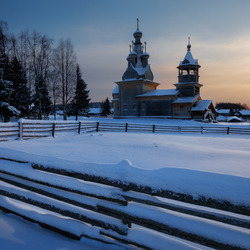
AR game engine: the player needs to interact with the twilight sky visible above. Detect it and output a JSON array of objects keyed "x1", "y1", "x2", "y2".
[{"x1": 1, "y1": 0, "x2": 250, "y2": 106}]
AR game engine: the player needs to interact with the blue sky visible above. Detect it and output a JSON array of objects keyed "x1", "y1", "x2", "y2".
[{"x1": 1, "y1": 0, "x2": 250, "y2": 106}]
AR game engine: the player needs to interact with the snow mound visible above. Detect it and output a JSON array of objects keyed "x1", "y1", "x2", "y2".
[{"x1": 118, "y1": 159, "x2": 133, "y2": 168}]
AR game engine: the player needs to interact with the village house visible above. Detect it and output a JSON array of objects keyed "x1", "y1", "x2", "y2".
[{"x1": 112, "y1": 21, "x2": 216, "y2": 120}]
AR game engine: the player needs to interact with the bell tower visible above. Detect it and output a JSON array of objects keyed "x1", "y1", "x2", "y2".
[{"x1": 174, "y1": 38, "x2": 202, "y2": 97}]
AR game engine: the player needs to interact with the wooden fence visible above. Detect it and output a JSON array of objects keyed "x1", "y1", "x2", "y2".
[
  {"x1": 1, "y1": 120, "x2": 250, "y2": 141},
  {"x1": 0, "y1": 157, "x2": 249, "y2": 249}
]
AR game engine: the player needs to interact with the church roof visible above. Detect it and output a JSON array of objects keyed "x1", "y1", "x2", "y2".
[
  {"x1": 238, "y1": 110, "x2": 250, "y2": 116},
  {"x1": 112, "y1": 85, "x2": 119, "y2": 94},
  {"x1": 137, "y1": 89, "x2": 178, "y2": 97},
  {"x1": 191, "y1": 100, "x2": 212, "y2": 111},
  {"x1": 180, "y1": 51, "x2": 198, "y2": 66},
  {"x1": 173, "y1": 94, "x2": 199, "y2": 104},
  {"x1": 179, "y1": 39, "x2": 199, "y2": 66}
]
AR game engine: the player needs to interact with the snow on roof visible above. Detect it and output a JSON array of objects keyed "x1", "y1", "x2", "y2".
[
  {"x1": 216, "y1": 109, "x2": 230, "y2": 114},
  {"x1": 132, "y1": 64, "x2": 149, "y2": 76},
  {"x1": 173, "y1": 95, "x2": 199, "y2": 104},
  {"x1": 191, "y1": 100, "x2": 212, "y2": 111},
  {"x1": 137, "y1": 89, "x2": 178, "y2": 97},
  {"x1": 129, "y1": 51, "x2": 137, "y2": 56},
  {"x1": 227, "y1": 116, "x2": 244, "y2": 122},
  {"x1": 239, "y1": 110, "x2": 250, "y2": 116},
  {"x1": 142, "y1": 52, "x2": 149, "y2": 57},
  {"x1": 180, "y1": 51, "x2": 198, "y2": 66},
  {"x1": 112, "y1": 85, "x2": 119, "y2": 94}
]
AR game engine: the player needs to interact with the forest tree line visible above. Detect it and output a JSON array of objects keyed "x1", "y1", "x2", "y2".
[{"x1": 0, "y1": 20, "x2": 90, "y2": 122}]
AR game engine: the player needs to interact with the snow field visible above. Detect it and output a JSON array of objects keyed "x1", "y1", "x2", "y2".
[{"x1": 0, "y1": 119, "x2": 250, "y2": 249}]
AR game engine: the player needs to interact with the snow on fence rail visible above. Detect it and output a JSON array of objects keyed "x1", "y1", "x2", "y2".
[
  {"x1": 0, "y1": 157, "x2": 250, "y2": 249},
  {"x1": 0, "y1": 120, "x2": 250, "y2": 141}
]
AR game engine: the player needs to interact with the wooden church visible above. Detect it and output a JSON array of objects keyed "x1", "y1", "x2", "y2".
[{"x1": 112, "y1": 21, "x2": 216, "y2": 120}]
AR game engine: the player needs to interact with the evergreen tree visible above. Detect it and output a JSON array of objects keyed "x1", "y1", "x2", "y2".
[
  {"x1": 101, "y1": 97, "x2": 112, "y2": 117},
  {"x1": 0, "y1": 52, "x2": 20, "y2": 122},
  {"x1": 216, "y1": 102, "x2": 248, "y2": 110},
  {"x1": 32, "y1": 76, "x2": 51, "y2": 119},
  {"x1": 71, "y1": 65, "x2": 90, "y2": 120},
  {"x1": 9, "y1": 57, "x2": 31, "y2": 117},
  {"x1": 0, "y1": 79, "x2": 19, "y2": 122}
]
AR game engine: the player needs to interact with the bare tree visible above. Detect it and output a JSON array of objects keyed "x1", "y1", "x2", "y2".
[
  {"x1": 0, "y1": 20, "x2": 9, "y2": 55},
  {"x1": 24, "y1": 31, "x2": 53, "y2": 118},
  {"x1": 49, "y1": 67, "x2": 61, "y2": 120},
  {"x1": 53, "y1": 38, "x2": 76, "y2": 120}
]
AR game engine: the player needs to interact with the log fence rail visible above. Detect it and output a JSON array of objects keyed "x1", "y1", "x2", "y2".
[
  {"x1": 0, "y1": 157, "x2": 249, "y2": 249},
  {"x1": 0, "y1": 120, "x2": 250, "y2": 141}
]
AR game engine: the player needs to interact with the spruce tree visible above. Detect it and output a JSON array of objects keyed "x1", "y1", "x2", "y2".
[
  {"x1": 32, "y1": 76, "x2": 51, "y2": 119},
  {"x1": 9, "y1": 57, "x2": 31, "y2": 117},
  {"x1": 101, "y1": 97, "x2": 112, "y2": 117},
  {"x1": 72, "y1": 65, "x2": 90, "y2": 120},
  {"x1": 0, "y1": 53, "x2": 20, "y2": 122}
]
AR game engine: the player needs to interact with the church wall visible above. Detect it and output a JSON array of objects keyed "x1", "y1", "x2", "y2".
[
  {"x1": 173, "y1": 103, "x2": 192, "y2": 118},
  {"x1": 140, "y1": 100, "x2": 173, "y2": 116},
  {"x1": 119, "y1": 83, "x2": 140, "y2": 116},
  {"x1": 112, "y1": 100, "x2": 119, "y2": 117},
  {"x1": 177, "y1": 86, "x2": 195, "y2": 97},
  {"x1": 142, "y1": 83, "x2": 157, "y2": 93}
]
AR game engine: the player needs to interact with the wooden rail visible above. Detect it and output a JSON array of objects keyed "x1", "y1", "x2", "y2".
[
  {"x1": 0, "y1": 157, "x2": 249, "y2": 249},
  {"x1": 0, "y1": 120, "x2": 250, "y2": 141}
]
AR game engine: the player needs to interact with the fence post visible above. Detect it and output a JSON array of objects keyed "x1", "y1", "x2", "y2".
[
  {"x1": 96, "y1": 122, "x2": 99, "y2": 132},
  {"x1": 78, "y1": 121, "x2": 81, "y2": 134},
  {"x1": 227, "y1": 127, "x2": 230, "y2": 135},
  {"x1": 152, "y1": 124, "x2": 155, "y2": 133},
  {"x1": 52, "y1": 123, "x2": 56, "y2": 137},
  {"x1": 178, "y1": 126, "x2": 181, "y2": 133},
  {"x1": 125, "y1": 122, "x2": 128, "y2": 132},
  {"x1": 201, "y1": 126, "x2": 203, "y2": 134},
  {"x1": 18, "y1": 120, "x2": 23, "y2": 139}
]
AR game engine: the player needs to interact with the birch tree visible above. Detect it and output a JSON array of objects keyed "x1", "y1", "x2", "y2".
[{"x1": 53, "y1": 38, "x2": 76, "y2": 120}]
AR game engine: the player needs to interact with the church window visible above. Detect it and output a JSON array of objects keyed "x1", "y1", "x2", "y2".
[{"x1": 123, "y1": 104, "x2": 127, "y2": 111}]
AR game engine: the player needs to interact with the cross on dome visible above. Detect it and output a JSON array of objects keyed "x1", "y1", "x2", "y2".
[{"x1": 187, "y1": 37, "x2": 191, "y2": 51}]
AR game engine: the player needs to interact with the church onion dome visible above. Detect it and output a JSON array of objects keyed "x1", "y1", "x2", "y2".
[
  {"x1": 133, "y1": 18, "x2": 143, "y2": 39},
  {"x1": 142, "y1": 51, "x2": 150, "y2": 58},
  {"x1": 133, "y1": 29, "x2": 142, "y2": 38},
  {"x1": 129, "y1": 50, "x2": 137, "y2": 57}
]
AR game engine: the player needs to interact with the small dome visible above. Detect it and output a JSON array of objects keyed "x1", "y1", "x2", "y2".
[
  {"x1": 129, "y1": 50, "x2": 137, "y2": 57},
  {"x1": 133, "y1": 29, "x2": 142, "y2": 38},
  {"x1": 142, "y1": 52, "x2": 149, "y2": 58}
]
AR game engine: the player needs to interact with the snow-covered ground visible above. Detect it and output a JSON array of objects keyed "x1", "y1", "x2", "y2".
[
  {"x1": 0, "y1": 209, "x2": 120, "y2": 250},
  {"x1": 0, "y1": 117, "x2": 250, "y2": 249}
]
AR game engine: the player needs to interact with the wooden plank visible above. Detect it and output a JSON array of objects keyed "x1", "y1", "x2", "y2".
[
  {"x1": 0, "y1": 173, "x2": 129, "y2": 224},
  {"x1": 0, "y1": 199, "x2": 128, "y2": 248},
  {"x1": 31, "y1": 163, "x2": 250, "y2": 216},
  {"x1": 97, "y1": 202, "x2": 249, "y2": 250},
  {"x1": 0, "y1": 167, "x2": 127, "y2": 206},
  {"x1": 119, "y1": 193, "x2": 250, "y2": 229},
  {"x1": 0, "y1": 184, "x2": 128, "y2": 236}
]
